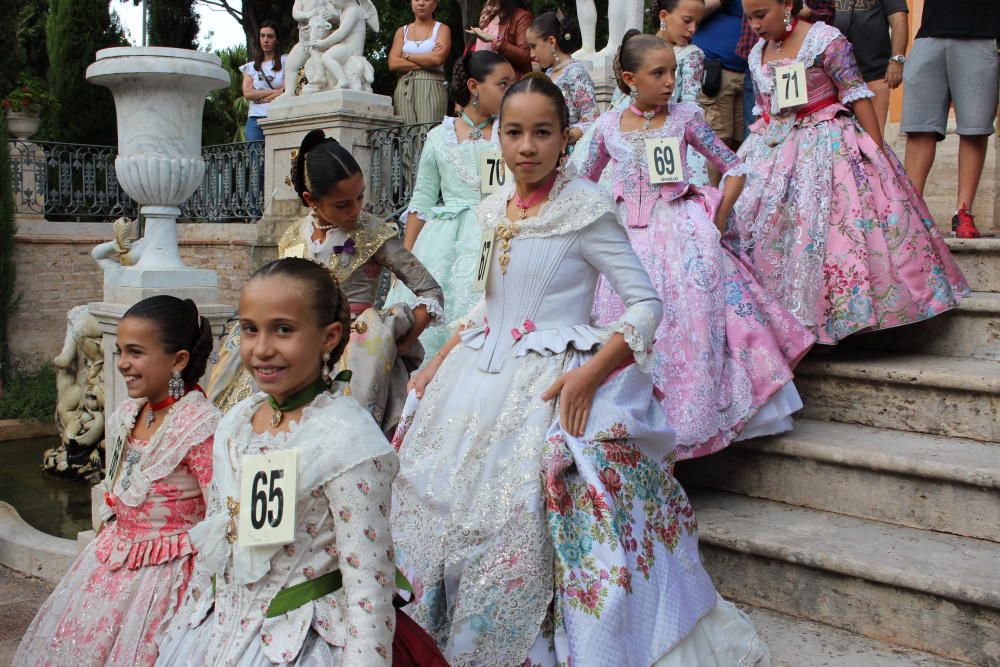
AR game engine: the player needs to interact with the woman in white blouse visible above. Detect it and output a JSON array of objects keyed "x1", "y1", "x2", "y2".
[{"x1": 240, "y1": 20, "x2": 288, "y2": 143}]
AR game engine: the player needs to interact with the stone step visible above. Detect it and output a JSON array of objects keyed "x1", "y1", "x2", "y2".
[
  {"x1": 946, "y1": 237, "x2": 1000, "y2": 293},
  {"x1": 689, "y1": 490, "x2": 1000, "y2": 665},
  {"x1": 742, "y1": 604, "x2": 968, "y2": 666},
  {"x1": 795, "y1": 350, "x2": 1000, "y2": 442},
  {"x1": 846, "y1": 292, "x2": 1000, "y2": 361},
  {"x1": 677, "y1": 420, "x2": 1000, "y2": 542}
]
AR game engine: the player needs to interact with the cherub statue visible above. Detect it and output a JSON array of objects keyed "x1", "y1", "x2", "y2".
[
  {"x1": 282, "y1": 0, "x2": 379, "y2": 96},
  {"x1": 47, "y1": 304, "x2": 106, "y2": 481}
]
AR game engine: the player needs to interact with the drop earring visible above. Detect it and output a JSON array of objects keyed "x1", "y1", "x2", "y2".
[
  {"x1": 660, "y1": 19, "x2": 667, "y2": 31},
  {"x1": 321, "y1": 350, "x2": 331, "y2": 382},
  {"x1": 783, "y1": 8, "x2": 793, "y2": 32},
  {"x1": 629, "y1": 85, "x2": 638, "y2": 103},
  {"x1": 551, "y1": 47, "x2": 560, "y2": 66},
  {"x1": 472, "y1": 92, "x2": 480, "y2": 110},
  {"x1": 168, "y1": 371, "x2": 184, "y2": 400}
]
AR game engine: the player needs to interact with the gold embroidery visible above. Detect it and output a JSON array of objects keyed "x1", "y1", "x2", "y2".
[
  {"x1": 495, "y1": 222, "x2": 520, "y2": 275},
  {"x1": 225, "y1": 496, "x2": 240, "y2": 543}
]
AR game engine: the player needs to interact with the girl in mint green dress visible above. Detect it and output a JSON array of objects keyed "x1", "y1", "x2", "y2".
[{"x1": 386, "y1": 50, "x2": 515, "y2": 356}]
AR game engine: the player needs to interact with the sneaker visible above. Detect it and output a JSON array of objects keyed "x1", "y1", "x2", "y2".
[{"x1": 952, "y1": 204, "x2": 981, "y2": 239}]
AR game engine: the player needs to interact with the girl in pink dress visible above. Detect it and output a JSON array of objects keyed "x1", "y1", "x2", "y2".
[
  {"x1": 15, "y1": 296, "x2": 219, "y2": 666},
  {"x1": 582, "y1": 31, "x2": 816, "y2": 459},
  {"x1": 733, "y1": 0, "x2": 968, "y2": 344}
]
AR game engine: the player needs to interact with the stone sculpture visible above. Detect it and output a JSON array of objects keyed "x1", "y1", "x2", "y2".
[
  {"x1": 46, "y1": 305, "x2": 105, "y2": 481},
  {"x1": 91, "y1": 217, "x2": 138, "y2": 270},
  {"x1": 281, "y1": 0, "x2": 380, "y2": 96},
  {"x1": 574, "y1": 0, "x2": 645, "y2": 64}
]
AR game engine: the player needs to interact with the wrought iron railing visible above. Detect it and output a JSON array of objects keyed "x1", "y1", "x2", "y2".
[
  {"x1": 366, "y1": 122, "x2": 437, "y2": 218},
  {"x1": 181, "y1": 140, "x2": 264, "y2": 221},
  {"x1": 10, "y1": 140, "x2": 137, "y2": 219},
  {"x1": 8, "y1": 139, "x2": 264, "y2": 221}
]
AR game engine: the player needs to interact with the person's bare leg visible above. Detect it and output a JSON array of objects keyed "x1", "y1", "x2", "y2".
[
  {"x1": 957, "y1": 134, "x2": 989, "y2": 211},
  {"x1": 904, "y1": 131, "x2": 937, "y2": 196},
  {"x1": 867, "y1": 78, "x2": 890, "y2": 136}
]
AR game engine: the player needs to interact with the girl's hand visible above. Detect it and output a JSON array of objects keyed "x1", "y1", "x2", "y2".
[
  {"x1": 541, "y1": 364, "x2": 602, "y2": 437},
  {"x1": 407, "y1": 357, "x2": 441, "y2": 398}
]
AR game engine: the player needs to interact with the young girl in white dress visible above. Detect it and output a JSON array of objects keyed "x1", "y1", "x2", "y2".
[
  {"x1": 385, "y1": 51, "x2": 515, "y2": 357},
  {"x1": 17, "y1": 296, "x2": 218, "y2": 666},
  {"x1": 389, "y1": 74, "x2": 770, "y2": 667},
  {"x1": 157, "y1": 258, "x2": 444, "y2": 666}
]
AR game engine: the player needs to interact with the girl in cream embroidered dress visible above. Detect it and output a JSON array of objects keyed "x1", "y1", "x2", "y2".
[
  {"x1": 391, "y1": 167, "x2": 768, "y2": 666},
  {"x1": 156, "y1": 386, "x2": 398, "y2": 666},
  {"x1": 15, "y1": 392, "x2": 217, "y2": 666}
]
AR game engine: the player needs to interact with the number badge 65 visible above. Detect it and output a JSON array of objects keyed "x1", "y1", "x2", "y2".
[{"x1": 238, "y1": 449, "x2": 298, "y2": 546}]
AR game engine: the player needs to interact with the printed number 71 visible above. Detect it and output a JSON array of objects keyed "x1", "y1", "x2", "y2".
[{"x1": 782, "y1": 70, "x2": 799, "y2": 98}]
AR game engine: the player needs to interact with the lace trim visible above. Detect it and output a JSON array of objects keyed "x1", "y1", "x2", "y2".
[
  {"x1": 403, "y1": 206, "x2": 429, "y2": 223},
  {"x1": 721, "y1": 163, "x2": 754, "y2": 183},
  {"x1": 841, "y1": 85, "x2": 874, "y2": 104},
  {"x1": 480, "y1": 168, "x2": 618, "y2": 240},
  {"x1": 414, "y1": 296, "x2": 445, "y2": 323},
  {"x1": 750, "y1": 21, "x2": 842, "y2": 99},
  {"x1": 611, "y1": 320, "x2": 655, "y2": 374}
]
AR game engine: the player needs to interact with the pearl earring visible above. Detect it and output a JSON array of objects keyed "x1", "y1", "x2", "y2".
[
  {"x1": 552, "y1": 47, "x2": 560, "y2": 65},
  {"x1": 783, "y1": 8, "x2": 793, "y2": 31},
  {"x1": 660, "y1": 19, "x2": 667, "y2": 31},
  {"x1": 472, "y1": 92, "x2": 480, "y2": 109},
  {"x1": 321, "y1": 350, "x2": 331, "y2": 382}
]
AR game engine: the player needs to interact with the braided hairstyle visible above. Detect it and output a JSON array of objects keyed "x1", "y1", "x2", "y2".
[
  {"x1": 289, "y1": 129, "x2": 362, "y2": 207},
  {"x1": 451, "y1": 50, "x2": 511, "y2": 108},
  {"x1": 249, "y1": 258, "x2": 352, "y2": 373},
  {"x1": 530, "y1": 12, "x2": 583, "y2": 54},
  {"x1": 122, "y1": 295, "x2": 214, "y2": 386},
  {"x1": 613, "y1": 29, "x2": 671, "y2": 95}
]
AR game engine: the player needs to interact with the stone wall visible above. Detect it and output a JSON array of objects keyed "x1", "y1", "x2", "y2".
[{"x1": 9, "y1": 218, "x2": 271, "y2": 370}]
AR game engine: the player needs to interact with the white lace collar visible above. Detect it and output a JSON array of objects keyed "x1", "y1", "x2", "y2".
[
  {"x1": 750, "y1": 21, "x2": 841, "y2": 98},
  {"x1": 479, "y1": 163, "x2": 618, "y2": 239}
]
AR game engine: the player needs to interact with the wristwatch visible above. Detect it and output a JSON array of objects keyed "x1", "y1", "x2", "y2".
[{"x1": 889, "y1": 55, "x2": 906, "y2": 64}]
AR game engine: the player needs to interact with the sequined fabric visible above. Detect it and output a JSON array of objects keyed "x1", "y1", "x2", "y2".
[
  {"x1": 734, "y1": 23, "x2": 969, "y2": 343},
  {"x1": 15, "y1": 396, "x2": 218, "y2": 667}
]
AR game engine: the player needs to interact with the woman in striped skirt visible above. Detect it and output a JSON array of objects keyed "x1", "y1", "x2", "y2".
[{"x1": 389, "y1": 0, "x2": 452, "y2": 124}]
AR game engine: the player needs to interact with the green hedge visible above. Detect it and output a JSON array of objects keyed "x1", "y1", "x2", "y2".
[{"x1": 0, "y1": 364, "x2": 56, "y2": 422}]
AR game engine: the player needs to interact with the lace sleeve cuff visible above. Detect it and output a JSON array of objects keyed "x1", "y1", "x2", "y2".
[
  {"x1": 611, "y1": 319, "x2": 656, "y2": 374},
  {"x1": 404, "y1": 207, "x2": 429, "y2": 223},
  {"x1": 721, "y1": 163, "x2": 754, "y2": 183},
  {"x1": 841, "y1": 86, "x2": 875, "y2": 105},
  {"x1": 415, "y1": 297, "x2": 445, "y2": 324}
]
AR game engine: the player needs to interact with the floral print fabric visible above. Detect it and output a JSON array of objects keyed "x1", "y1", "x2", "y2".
[
  {"x1": 549, "y1": 60, "x2": 599, "y2": 133},
  {"x1": 672, "y1": 45, "x2": 710, "y2": 186},
  {"x1": 15, "y1": 396, "x2": 218, "y2": 667},
  {"x1": 734, "y1": 23, "x2": 969, "y2": 343}
]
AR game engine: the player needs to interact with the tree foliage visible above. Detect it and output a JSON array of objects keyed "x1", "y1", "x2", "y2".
[
  {"x1": 149, "y1": 0, "x2": 201, "y2": 49},
  {"x1": 46, "y1": 0, "x2": 129, "y2": 144},
  {"x1": 202, "y1": 44, "x2": 250, "y2": 145}
]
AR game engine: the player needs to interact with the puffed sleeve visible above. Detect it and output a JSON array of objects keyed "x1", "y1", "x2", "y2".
[
  {"x1": 579, "y1": 115, "x2": 612, "y2": 183},
  {"x1": 565, "y1": 66, "x2": 599, "y2": 132},
  {"x1": 822, "y1": 35, "x2": 874, "y2": 105},
  {"x1": 376, "y1": 237, "x2": 445, "y2": 322},
  {"x1": 685, "y1": 107, "x2": 750, "y2": 179},
  {"x1": 404, "y1": 130, "x2": 442, "y2": 223},
  {"x1": 452, "y1": 298, "x2": 487, "y2": 330},
  {"x1": 323, "y1": 454, "x2": 399, "y2": 667},
  {"x1": 580, "y1": 214, "x2": 663, "y2": 372},
  {"x1": 676, "y1": 48, "x2": 705, "y2": 104}
]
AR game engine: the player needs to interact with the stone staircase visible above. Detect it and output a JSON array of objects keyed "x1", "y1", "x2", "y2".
[{"x1": 678, "y1": 142, "x2": 1000, "y2": 664}]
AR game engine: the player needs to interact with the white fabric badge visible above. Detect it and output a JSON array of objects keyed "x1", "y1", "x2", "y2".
[
  {"x1": 775, "y1": 62, "x2": 808, "y2": 110},
  {"x1": 645, "y1": 137, "x2": 684, "y2": 184},
  {"x1": 472, "y1": 228, "x2": 495, "y2": 292},
  {"x1": 479, "y1": 149, "x2": 512, "y2": 195},
  {"x1": 238, "y1": 449, "x2": 297, "y2": 547}
]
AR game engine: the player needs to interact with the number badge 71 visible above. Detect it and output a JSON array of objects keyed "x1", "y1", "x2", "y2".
[
  {"x1": 775, "y1": 61, "x2": 808, "y2": 110},
  {"x1": 238, "y1": 449, "x2": 298, "y2": 547}
]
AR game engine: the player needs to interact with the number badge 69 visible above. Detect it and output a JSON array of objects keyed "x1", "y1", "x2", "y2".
[{"x1": 238, "y1": 449, "x2": 298, "y2": 546}]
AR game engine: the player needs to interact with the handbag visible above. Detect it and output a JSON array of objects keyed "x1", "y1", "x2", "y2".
[{"x1": 702, "y1": 57, "x2": 723, "y2": 97}]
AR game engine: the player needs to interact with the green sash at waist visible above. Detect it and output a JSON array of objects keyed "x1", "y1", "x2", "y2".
[{"x1": 264, "y1": 567, "x2": 414, "y2": 618}]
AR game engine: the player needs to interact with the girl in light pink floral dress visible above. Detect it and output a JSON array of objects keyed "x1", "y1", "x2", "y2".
[
  {"x1": 582, "y1": 31, "x2": 816, "y2": 459},
  {"x1": 15, "y1": 296, "x2": 219, "y2": 666},
  {"x1": 732, "y1": 7, "x2": 968, "y2": 344}
]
